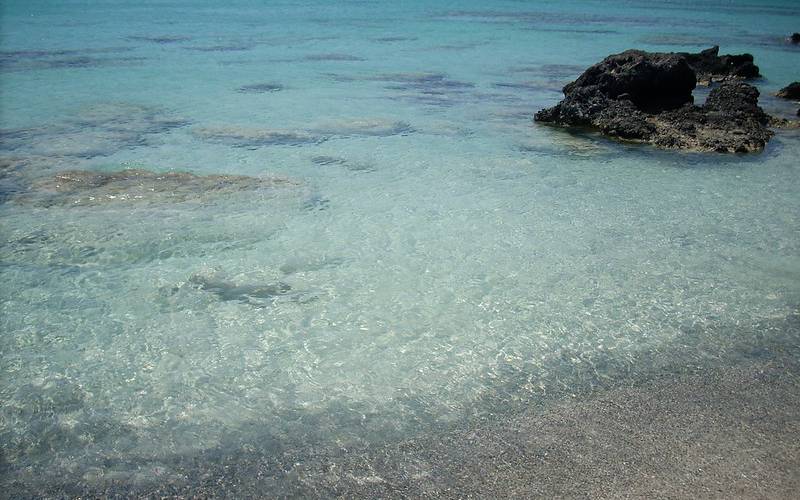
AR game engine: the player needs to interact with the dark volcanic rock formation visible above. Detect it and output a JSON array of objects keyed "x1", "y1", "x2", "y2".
[
  {"x1": 777, "y1": 82, "x2": 800, "y2": 100},
  {"x1": 651, "y1": 83, "x2": 772, "y2": 152},
  {"x1": 533, "y1": 50, "x2": 695, "y2": 140},
  {"x1": 678, "y1": 46, "x2": 760, "y2": 85},
  {"x1": 534, "y1": 49, "x2": 774, "y2": 153}
]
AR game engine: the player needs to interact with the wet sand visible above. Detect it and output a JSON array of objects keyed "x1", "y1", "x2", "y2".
[
  {"x1": 16, "y1": 354, "x2": 796, "y2": 499},
  {"x1": 278, "y1": 357, "x2": 800, "y2": 499}
]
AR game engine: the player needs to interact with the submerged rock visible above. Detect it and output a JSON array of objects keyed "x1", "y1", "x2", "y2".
[
  {"x1": 190, "y1": 275, "x2": 292, "y2": 303},
  {"x1": 127, "y1": 35, "x2": 191, "y2": 44},
  {"x1": 535, "y1": 49, "x2": 773, "y2": 153},
  {"x1": 310, "y1": 118, "x2": 414, "y2": 137},
  {"x1": 790, "y1": 33, "x2": 800, "y2": 44},
  {"x1": 0, "y1": 103, "x2": 189, "y2": 159},
  {"x1": 303, "y1": 53, "x2": 364, "y2": 61},
  {"x1": 679, "y1": 46, "x2": 760, "y2": 85},
  {"x1": 194, "y1": 119, "x2": 413, "y2": 149},
  {"x1": 777, "y1": 82, "x2": 800, "y2": 100},
  {"x1": 237, "y1": 83, "x2": 284, "y2": 93},
  {"x1": 187, "y1": 274, "x2": 319, "y2": 307},
  {"x1": 19, "y1": 168, "x2": 299, "y2": 206},
  {"x1": 192, "y1": 126, "x2": 325, "y2": 147},
  {"x1": 310, "y1": 155, "x2": 375, "y2": 172}
]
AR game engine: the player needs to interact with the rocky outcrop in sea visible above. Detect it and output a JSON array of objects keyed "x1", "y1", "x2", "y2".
[
  {"x1": 678, "y1": 46, "x2": 759, "y2": 85},
  {"x1": 777, "y1": 82, "x2": 800, "y2": 100},
  {"x1": 534, "y1": 48, "x2": 774, "y2": 153}
]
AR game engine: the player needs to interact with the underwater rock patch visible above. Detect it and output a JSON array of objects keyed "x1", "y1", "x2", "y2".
[
  {"x1": 194, "y1": 119, "x2": 413, "y2": 149},
  {"x1": 534, "y1": 48, "x2": 774, "y2": 153},
  {"x1": 372, "y1": 36, "x2": 418, "y2": 43},
  {"x1": 0, "y1": 53, "x2": 146, "y2": 71},
  {"x1": 310, "y1": 156, "x2": 375, "y2": 172},
  {"x1": 0, "y1": 47, "x2": 143, "y2": 71},
  {"x1": 17, "y1": 168, "x2": 299, "y2": 206},
  {"x1": 192, "y1": 127, "x2": 325, "y2": 148},
  {"x1": 303, "y1": 53, "x2": 365, "y2": 62},
  {"x1": 0, "y1": 156, "x2": 38, "y2": 202},
  {"x1": 237, "y1": 83, "x2": 284, "y2": 93},
  {"x1": 438, "y1": 9, "x2": 702, "y2": 29},
  {"x1": 0, "y1": 103, "x2": 189, "y2": 159},
  {"x1": 375, "y1": 72, "x2": 475, "y2": 107},
  {"x1": 187, "y1": 274, "x2": 318, "y2": 307},
  {"x1": 310, "y1": 118, "x2": 414, "y2": 137},
  {"x1": 190, "y1": 275, "x2": 292, "y2": 303},
  {"x1": 184, "y1": 44, "x2": 253, "y2": 52},
  {"x1": 493, "y1": 81, "x2": 563, "y2": 94},
  {"x1": 510, "y1": 63, "x2": 585, "y2": 79},
  {"x1": 311, "y1": 155, "x2": 348, "y2": 166},
  {"x1": 376, "y1": 72, "x2": 474, "y2": 91},
  {"x1": 127, "y1": 35, "x2": 191, "y2": 44}
]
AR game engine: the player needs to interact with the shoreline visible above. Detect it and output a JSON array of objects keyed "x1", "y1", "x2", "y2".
[{"x1": 8, "y1": 346, "x2": 799, "y2": 498}]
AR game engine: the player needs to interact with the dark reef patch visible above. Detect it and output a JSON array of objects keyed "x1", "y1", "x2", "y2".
[
  {"x1": 303, "y1": 53, "x2": 365, "y2": 62},
  {"x1": 0, "y1": 47, "x2": 134, "y2": 60},
  {"x1": 372, "y1": 36, "x2": 418, "y2": 43},
  {"x1": 438, "y1": 9, "x2": 715, "y2": 29},
  {"x1": 185, "y1": 273, "x2": 319, "y2": 308},
  {"x1": 638, "y1": 33, "x2": 724, "y2": 47},
  {"x1": 493, "y1": 81, "x2": 562, "y2": 93},
  {"x1": 126, "y1": 35, "x2": 191, "y2": 44},
  {"x1": 192, "y1": 127, "x2": 326, "y2": 148},
  {"x1": 373, "y1": 72, "x2": 475, "y2": 107},
  {"x1": 237, "y1": 83, "x2": 284, "y2": 93},
  {"x1": 194, "y1": 119, "x2": 413, "y2": 149},
  {"x1": 0, "y1": 157, "x2": 30, "y2": 203},
  {"x1": 310, "y1": 155, "x2": 375, "y2": 172},
  {"x1": 190, "y1": 275, "x2": 293, "y2": 305},
  {"x1": 311, "y1": 155, "x2": 348, "y2": 166},
  {"x1": 184, "y1": 44, "x2": 253, "y2": 52},
  {"x1": 510, "y1": 63, "x2": 586, "y2": 79},
  {"x1": 0, "y1": 103, "x2": 189, "y2": 159},
  {"x1": 15, "y1": 168, "x2": 299, "y2": 207},
  {"x1": 530, "y1": 27, "x2": 619, "y2": 34},
  {"x1": 311, "y1": 119, "x2": 415, "y2": 137},
  {"x1": 0, "y1": 47, "x2": 146, "y2": 71}
]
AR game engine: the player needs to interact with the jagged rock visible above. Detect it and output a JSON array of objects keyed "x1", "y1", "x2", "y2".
[
  {"x1": 777, "y1": 82, "x2": 800, "y2": 100},
  {"x1": 680, "y1": 46, "x2": 760, "y2": 85},
  {"x1": 790, "y1": 33, "x2": 800, "y2": 44},
  {"x1": 533, "y1": 49, "x2": 695, "y2": 135},
  {"x1": 651, "y1": 83, "x2": 772, "y2": 153},
  {"x1": 535, "y1": 49, "x2": 773, "y2": 153}
]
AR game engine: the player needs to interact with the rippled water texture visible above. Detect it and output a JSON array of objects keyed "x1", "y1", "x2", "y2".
[{"x1": 2, "y1": 0, "x2": 800, "y2": 494}]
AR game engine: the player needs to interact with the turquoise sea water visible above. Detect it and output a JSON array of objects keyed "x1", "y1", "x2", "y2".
[{"x1": 2, "y1": 0, "x2": 800, "y2": 494}]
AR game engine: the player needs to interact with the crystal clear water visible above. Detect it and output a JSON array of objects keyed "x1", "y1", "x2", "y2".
[{"x1": 1, "y1": 0, "x2": 799, "y2": 493}]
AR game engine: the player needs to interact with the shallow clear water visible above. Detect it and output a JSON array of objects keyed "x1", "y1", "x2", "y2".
[{"x1": 1, "y1": 0, "x2": 800, "y2": 492}]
